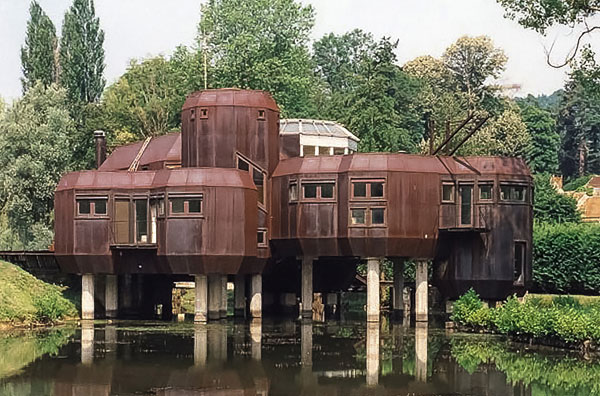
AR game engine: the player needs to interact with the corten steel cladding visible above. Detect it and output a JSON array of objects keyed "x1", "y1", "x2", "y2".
[{"x1": 52, "y1": 88, "x2": 533, "y2": 300}]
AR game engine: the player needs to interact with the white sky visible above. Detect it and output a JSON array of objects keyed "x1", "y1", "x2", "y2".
[{"x1": 0, "y1": 0, "x2": 598, "y2": 101}]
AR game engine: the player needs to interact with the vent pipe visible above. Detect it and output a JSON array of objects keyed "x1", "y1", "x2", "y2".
[{"x1": 94, "y1": 130, "x2": 107, "y2": 168}]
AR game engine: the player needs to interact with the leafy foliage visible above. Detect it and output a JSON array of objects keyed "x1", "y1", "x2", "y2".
[
  {"x1": 20, "y1": 1, "x2": 58, "y2": 92},
  {"x1": 533, "y1": 174, "x2": 581, "y2": 223},
  {"x1": 563, "y1": 175, "x2": 593, "y2": 191},
  {"x1": 199, "y1": 0, "x2": 316, "y2": 117},
  {"x1": 518, "y1": 101, "x2": 560, "y2": 173},
  {"x1": 533, "y1": 222, "x2": 600, "y2": 294},
  {"x1": 59, "y1": 0, "x2": 105, "y2": 104},
  {"x1": 0, "y1": 83, "x2": 75, "y2": 249}
]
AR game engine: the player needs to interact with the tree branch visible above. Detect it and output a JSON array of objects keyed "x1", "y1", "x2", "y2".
[{"x1": 545, "y1": 25, "x2": 600, "y2": 68}]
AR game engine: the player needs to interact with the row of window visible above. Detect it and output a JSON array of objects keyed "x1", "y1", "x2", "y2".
[
  {"x1": 190, "y1": 108, "x2": 266, "y2": 121},
  {"x1": 302, "y1": 146, "x2": 355, "y2": 156},
  {"x1": 442, "y1": 183, "x2": 528, "y2": 203},
  {"x1": 289, "y1": 180, "x2": 385, "y2": 202},
  {"x1": 350, "y1": 207, "x2": 385, "y2": 226},
  {"x1": 77, "y1": 195, "x2": 203, "y2": 218}
]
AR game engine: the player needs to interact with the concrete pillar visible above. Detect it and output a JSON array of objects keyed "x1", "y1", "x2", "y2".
[
  {"x1": 415, "y1": 260, "x2": 428, "y2": 322},
  {"x1": 366, "y1": 321, "x2": 379, "y2": 387},
  {"x1": 234, "y1": 275, "x2": 246, "y2": 318},
  {"x1": 194, "y1": 275, "x2": 208, "y2": 323},
  {"x1": 250, "y1": 319, "x2": 262, "y2": 360},
  {"x1": 392, "y1": 258, "x2": 405, "y2": 318},
  {"x1": 415, "y1": 322, "x2": 428, "y2": 382},
  {"x1": 366, "y1": 258, "x2": 381, "y2": 323},
  {"x1": 104, "y1": 325, "x2": 117, "y2": 360},
  {"x1": 300, "y1": 320, "x2": 312, "y2": 367},
  {"x1": 250, "y1": 274, "x2": 262, "y2": 319},
  {"x1": 220, "y1": 275, "x2": 228, "y2": 319},
  {"x1": 105, "y1": 275, "x2": 118, "y2": 319},
  {"x1": 82, "y1": 274, "x2": 95, "y2": 320},
  {"x1": 208, "y1": 275, "x2": 221, "y2": 321},
  {"x1": 81, "y1": 321, "x2": 94, "y2": 365},
  {"x1": 194, "y1": 325, "x2": 207, "y2": 366},
  {"x1": 301, "y1": 257, "x2": 313, "y2": 319}
]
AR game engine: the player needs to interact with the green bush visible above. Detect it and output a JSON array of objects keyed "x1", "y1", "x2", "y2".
[
  {"x1": 451, "y1": 289, "x2": 493, "y2": 328},
  {"x1": 533, "y1": 222, "x2": 600, "y2": 294},
  {"x1": 33, "y1": 289, "x2": 76, "y2": 323},
  {"x1": 563, "y1": 175, "x2": 592, "y2": 191}
]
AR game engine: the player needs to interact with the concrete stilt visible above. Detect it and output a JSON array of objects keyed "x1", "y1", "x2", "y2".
[
  {"x1": 250, "y1": 319, "x2": 262, "y2": 360},
  {"x1": 366, "y1": 321, "x2": 380, "y2": 387},
  {"x1": 233, "y1": 275, "x2": 246, "y2": 317},
  {"x1": 415, "y1": 260, "x2": 428, "y2": 322},
  {"x1": 194, "y1": 325, "x2": 208, "y2": 366},
  {"x1": 220, "y1": 275, "x2": 228, "y2": 319},
  {"x1": 81, "y1": 321, "x2": 94, "y2": 365},
  {"x1": 82, "y1": 274, "x2": 95, "y2": 320},
  {"x1": 194, "y1": 275, "x2": 208, "y2": 323},
  {"x1": 250, "y1": 274, "x2": 262, "y2": 319},
  {"x1": 208, "y1": 275, "x2": 221, "y2": 321},
  {"x1": 392, "y1": 258, "x2": 405, "y2": 318},
  {"x1": 300, "y1": 320, "x2": 313, "y2": 367},
  {"x1": 105, "y1": 275, "x2": 118, "y2": 319},
  {"x1": 415, "y1": 322, "x2": 428, "y2": 382},
  {"x1": 366, "y1": 258, "x2": 381, "y2": 323},
  {"x1": 104, "y1": 325, "x2": 117, "y2": 359},
  {"x1": 301, "y1": 257, "x2": 313, "y2": 319}
]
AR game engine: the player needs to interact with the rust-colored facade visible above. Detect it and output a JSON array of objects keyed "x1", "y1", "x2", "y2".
[{"x1": 54, "y1": 88, "x2": 533, "y2": 301}]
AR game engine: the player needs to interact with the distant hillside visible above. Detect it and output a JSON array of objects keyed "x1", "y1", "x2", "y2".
[
  {"x1": 516, "y1": 90, "x2": 564, "y2": 114},
  {"x1": 0, "y1": 261, "x2": 77, "y2": 325}
]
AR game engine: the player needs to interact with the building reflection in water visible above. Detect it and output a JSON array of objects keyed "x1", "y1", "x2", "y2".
[
  {"x1": 366, "y1": 321, "x2": 379, "y2": 387},
  {"x1": 415, "y1": 321, "x2": 428, "y2": 382},
  {"x1": 250, "y1": 319, "x2": 262, "y2": 360},
  {"x1": 300, "y1": 319, "x2": 313, "y2": 368},
  {"x1": 194, "y1": 324, "x2": 207, "y2": 366},
  {"x1": 80, "y1": 321, "x2": 94, "y2": 365}
]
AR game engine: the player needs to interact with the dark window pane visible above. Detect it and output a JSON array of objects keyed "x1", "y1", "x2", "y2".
[
  {"x1": 304, "y1": 184, "x2": 317, "y2": 198},
  {"x1": 78, "y1": 200, "x2": 91, "y2": 215},
  {"x1": 371, "y1": 208, "x2": 385, "y2": 224},
  {"x1": 135, "y1": 200, "x2": 148, "y2": 243},
  {"x1": 253, "y1": 169, "x2": 264, "y2": 204},
  {"x1": 351, "y1": 209, "x2": 366, "y2": 225},
  {"x1": 514, "y1": 242, "x2": 525, "y2": 282},
  {"x1": 371, "y1": 182, "x2": 384, "y2": 197},
  {"x1": 171, "y1": 198, "x2": 185, "y2": 213},
  {"x1": 353, "y1": 182, "x2": 367, "y2": 197},
  {"x1": 303, "y1": 145, "x2": 316, "y2": 156},
  {"x1": 319, "y1": 146, "x2": 330, "y2": 155},
  {"x1": 460, "y1": 186, "x2": 472, "y2": 225},
  {"x1": 500, "y1": 186, "x2": 510, "y2": 200},
  {"x1": 188, "y1": 199, "x2": 202, "y2": 213},
  {"x1": 479, "y1": 185, "x2": 493, "y2": 200},
  {"x1": 289, "y1": 183, "x2": 298, "y2": 201},
  {"x1": 93, "y1": 200, "x2": 107, "y2": 215},
  {"x1": 237, "y1": 158, "x2": 249, "y2": 171},
  {"x1": 257, "y1": 231, "x2": 265, "y2": 244},
  {"x1": 321, "y1": 183, "x2": 334, "y2": 198},
  {"x1": 442, "y1": 184, "x2": 454, "y2": 202},
  {"x1": 333, "y1": 147, "x2": 345, "y2": 155}
]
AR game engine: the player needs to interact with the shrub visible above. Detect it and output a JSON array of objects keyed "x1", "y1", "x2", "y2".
[
  {"x1": 33, "y1": 289, "x2": 76, "y2": 323},
  {"x1": 451, "y1": 288, "x2": 493, "y2": 328}
]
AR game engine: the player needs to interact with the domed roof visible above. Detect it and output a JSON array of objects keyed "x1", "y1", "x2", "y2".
[{"x1": 182, "y1": 88, "x2": 279, "y2": 112}]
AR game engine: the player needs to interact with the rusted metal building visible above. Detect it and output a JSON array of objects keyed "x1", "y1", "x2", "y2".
[{"x1": 53, "y1": 88, "x2": 533, "y2": 322}]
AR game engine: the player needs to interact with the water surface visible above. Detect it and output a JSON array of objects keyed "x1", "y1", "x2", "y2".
[{"x1": 0, "y1": 319, "x2": 597, "y2": 395}]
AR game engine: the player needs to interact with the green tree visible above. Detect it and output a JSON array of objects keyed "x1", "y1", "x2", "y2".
[
  {"x1": 0, "y1": 83, "x2": 76, "y2": 250},
  {"x1": 198, "y1": 0, "x2": 317, "y2": 117},
  {"x1": 59, "y1": 0, "x2": 105, "y2": 104},
  {"x1": 517, "y1": 101, "x2": 560, "y2": 174},
  {"x1": 533, "y1": 174, "x2": 581, "y2": 223},
  {"x1": 558, "y1": 47, "x2": 600, "y2": 177},
  {"x1": 20, "y1": 1, "x2": 58, "y2": 92}
]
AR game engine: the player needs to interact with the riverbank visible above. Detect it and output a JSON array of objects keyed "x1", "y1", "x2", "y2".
[
  {"x1": 451, "y1": 289, "x2": 600, "y2": 353},
  {"x1": 0, "y1": 260, "x2": 77, "y2": 328}
]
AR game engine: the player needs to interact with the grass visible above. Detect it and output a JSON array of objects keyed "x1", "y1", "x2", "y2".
[
  {"x1": 0, "y1": 260, "x2": 77, "y2": 325},
  {"x1": 529, "y1": 294, "x2": 600, "y2": 306}
]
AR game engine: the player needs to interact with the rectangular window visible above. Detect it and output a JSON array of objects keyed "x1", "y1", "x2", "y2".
[
  {"x1": 500, "y1": 185, "x2": 527, "y2": 202},
  {"x1": 302, "y1": 182, "x2": 335, "y2": 200},
  {"x1": 169, "y1": 195, "x2": 203, "y2": 215},
  {"x1": 353, "y1": 182, "x2": 367, "y2": 198},
  {"x1": 352, "y1": 180, "x2": 385, "y2": 199},
  {"x1": 188, "y1": 198, "x2": 202, "y2": 213},
  {"x1": 171, "y1": 198, "x2": 185, "y2": 214},
  {"x1": 76, "y1": 198, "x2": 108, "y2": 217},
  {"x1": 514, "y1": 242, "x2": 526, "y2": 284},
  {"x1": 303, "y1": 145, "x2": 316, "y2": 156},
  {"x1": 442, "y1": 183, "x2": 455, "y2": 202},
  {"x1": 258, "y1": 109, "x2": 266, "y2": 120},
  {"x1": 135, "y1": 199, "x2": 148, "y2": 243},
  {"x1": 257, "y1": 229, "x2": 267, "y2": 247},
  {"x1": 114, "y1": 199, "x2": 131, "y2": 244},
  {"x1": 319, "y1": 146, "x2": 330, "y2": 156},
  {"x1": 303, "y1": 184, "x2": 318, "y2": 199},
  {"x1": 237, "y1": 157, "x2": 249, "y2": 172},
  {"x1": 253, "y1": 169, "x2": 265, "y2": 205},
  {"x1": 351, "y1": 208, "x2": 366, "y2": 225},
  {"x1": 459, "y1": 185, "x2": 473, "y2": 226},
  {"x1": 289, "y1": 182, "x2": 298, "y2": 202},
  {"x1": 371, "y1": 182, "x2": 384, "y2": 198},
  {"x1": 321, "y1": 183, "x2": 334, "y2": 199},
  {"x1": 371, "y1": 208, "x2": 385, "y2": 225},
  {"x1": 333, "y1": 147, "x2": 346, "y2": 155},
  {"x1": 479, "y1": 184, "x2": 493, "y2": 200}
]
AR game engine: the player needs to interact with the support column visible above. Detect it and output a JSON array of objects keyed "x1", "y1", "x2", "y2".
[
  {"x1": 250, "y1": 274, "x2": 262, "y2": 319},
  {"x1": 415, "y1": 322, "x2": 428, "y2": 382},
  {"x1": 105, "y1": 275, "x2": 118, "y2": 319},
  {"x1": 82, "y1": 274, "x2": 95, "y2": 320},
  {"x1": 301, "y1": 257, "x2": 313, "y2": 319},
  {"x1": 81, "y1": 321, "x2": 94, "y2": 365},
  {"x1": 234, "y1": 275, "x2": 246, "y2": 318},
  {"x1": 208, "y1": 275, "x2": 221, "y2": 321},
  {"x1": 194, "y1": 325, "x2": 208, "y2": 366},
  {"x1": 220, "y1": 275, "x2": 228, "y2": 319},
  {"x1": 366, "y1": 321, "x2": 380, "y2": 387},
  {"x1": 366, "y1": 258, "x2": 381, "y2": 323},
  {"x1": 250, "y1": 319, "x2": 262, "y2": 360},
  {"x1": 415, "y1": 260, "x2": 429, "y2": 322},
  {"x1": 194, "y1": 275, "x2": 208, "y2": 323},
  {"x1": 300, "y1": 320, "x2": 313, "y2": 367},
  {"x1": 392, "y1": 258, "x2": 405, "y2": 318}
]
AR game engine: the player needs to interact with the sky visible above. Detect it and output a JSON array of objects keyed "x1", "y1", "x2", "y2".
[{"x1": 0, "y1": 0, "x2": 598, "y2": 101}]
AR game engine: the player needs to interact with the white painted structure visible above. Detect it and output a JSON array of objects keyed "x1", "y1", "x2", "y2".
[{"x1": 280, "y1": 119, "x2": 360, "y2": 156}]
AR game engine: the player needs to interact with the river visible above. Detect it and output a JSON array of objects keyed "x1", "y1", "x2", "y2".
[{"x1": 0, "y1": 319, "x2": 597, "y2": 395}]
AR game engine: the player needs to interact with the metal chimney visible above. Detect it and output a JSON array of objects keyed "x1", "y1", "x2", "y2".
[{"x1": 94, "y1": 130, "x2": 107, "y2": 168}]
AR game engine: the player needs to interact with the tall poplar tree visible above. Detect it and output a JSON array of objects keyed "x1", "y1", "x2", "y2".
[
  {"x1": 59, "y1": 0, "x2": 105, "y2": 104},
  {"x1": 20, "y1": 1, "x2": 58, "y2": 92}
]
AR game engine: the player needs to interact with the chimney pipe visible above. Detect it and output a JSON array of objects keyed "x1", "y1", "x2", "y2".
[{"x1": 94, "y1": 130, "x2": 107, "y2": 168}]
